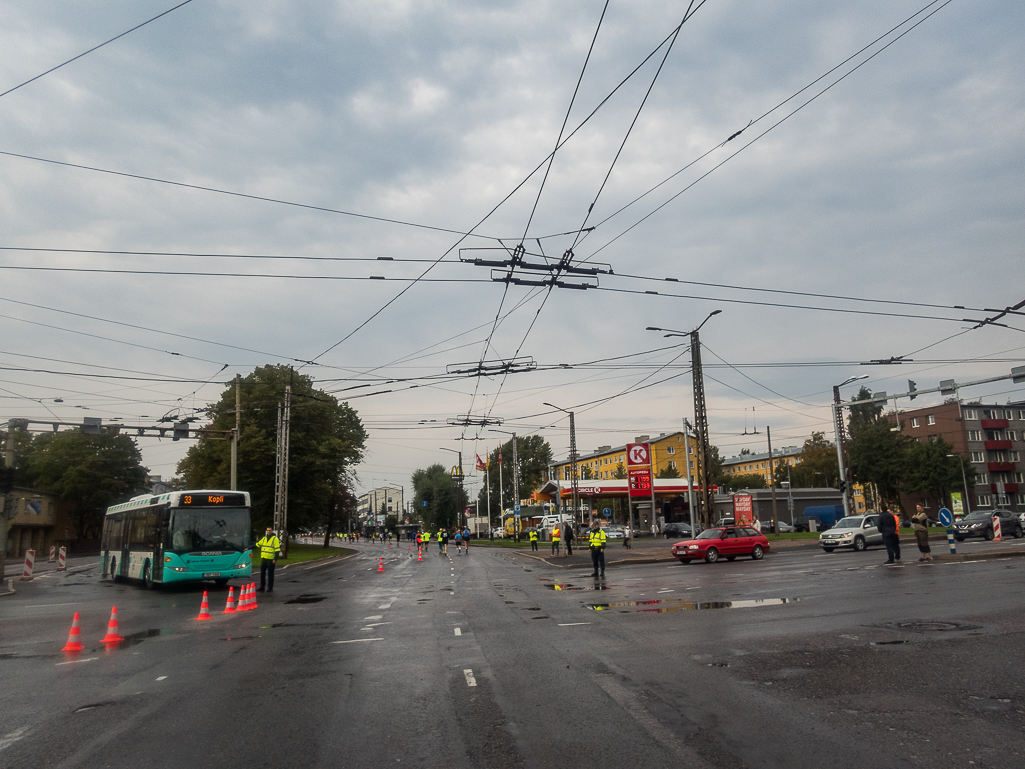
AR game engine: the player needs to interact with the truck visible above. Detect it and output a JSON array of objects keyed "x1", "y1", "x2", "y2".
[{"x1": 795, "y1": 505, "x2": 844, "y2": 532}]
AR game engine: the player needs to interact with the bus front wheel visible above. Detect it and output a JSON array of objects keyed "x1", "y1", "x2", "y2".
[{"x1": 142, "y1": 562, "x2": 155, "y2": 590}]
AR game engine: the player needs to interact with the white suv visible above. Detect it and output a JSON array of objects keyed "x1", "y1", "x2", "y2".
[{"x1": 819, "y1": 515, "x2": 883, "y2": 552}]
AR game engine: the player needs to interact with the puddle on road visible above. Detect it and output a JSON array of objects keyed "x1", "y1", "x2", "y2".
[
  {"x1": 587, "y1": 597, "x2": 799, "y2": 613},
  {"x1": 284, "y1": 594, "x2": 326, "y2": 604},
  {"x1": 106, "y1": 628, "x2": 174, "y2": 649}
]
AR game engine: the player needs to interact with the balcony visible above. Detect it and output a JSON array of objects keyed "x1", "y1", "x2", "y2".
[
  {"x1": 981, "y1": 418, "x2": 1009, "y2": 429},
  {"x1": 990, "y1": 483, "x2": 1021, "y2": 494},
  {"x1": 988, "y1": 461, "x2": 1015, "y2": 472},
  {"x1": 985, "y1": 440, "x2": 1013, "y2": 450}
]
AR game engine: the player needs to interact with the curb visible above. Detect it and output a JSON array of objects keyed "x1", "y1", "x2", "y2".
[
  {"x1": 0, "y1": 578, "x2": 14, "y2": 597},
  {"x1": 931, "y1": 549, "x2": 1025, "y2": 563}
]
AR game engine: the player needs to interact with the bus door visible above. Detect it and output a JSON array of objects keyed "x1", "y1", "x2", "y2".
[{"x1": 152, "y1": 507, "x2": 170, "y2": 582}]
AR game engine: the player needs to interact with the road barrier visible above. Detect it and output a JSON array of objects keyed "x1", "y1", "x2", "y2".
[
  {"x1": 222, "y1": 586, "x2": 237, "y2": 614},
  {"x1": 20, "y1": 550, "x2": 35, "y2": 581},
  {"x1": 993, "y1": 515, "x2": 1003, "y2": 541},
  {"x1": 62, "y1": 613, "x2": 84, "y2": 652},
  {"x1": 49, "y1": 546, "x2": 56, "y2": 563},
  {"x1": 100, "y1": 606, "x2": 125, "y2": 644},
  {"x1": 194, "y1": 591, "x2": 212, "y2": 621},
  {"x1": 57, "y1": 547, "x2": 67, "y2": 571}
]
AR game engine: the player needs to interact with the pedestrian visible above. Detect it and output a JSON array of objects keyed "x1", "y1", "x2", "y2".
[
  {"x1": 441, "y1": 528, "x2": 449, "y2": 555},
  {"x1": 623, "y1": 523, "x2": 631, "y2": 549},
  {"x1": 463, "y1": 527, "x2": 471, "y2": 552},
  {"x1": 455, "y1": 529, "x2": 463, "y2": 555},
  {"x1": 651, "y1": 522, "x2": 659, "y2": 537},
  {"x1": 529, "y1": 528, "x2": 538, "y2": 551},
  {"x1": 589, "y1": 520, "x2": 607, "y2": 577},
  {"x1": 877, "y1": 506, "x2": 902, "y2": 565},
  {"x1": 551, "y1": 523, "x2": 561, "y2": 557},
  {"x1": 255, "y1": 527, "x2": 281, "y2": 592},
  {"x1": 912, "y1": 504, "x2": 932, "y2": 562},
  {"x1": 565, "y1": 524, "x2": 574, "y2": 556}
]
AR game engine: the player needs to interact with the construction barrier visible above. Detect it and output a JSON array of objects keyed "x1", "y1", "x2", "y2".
[
  {"x1": 993, "y1": 515, "x2": 1003, "y2": 541},
  {"x1": 62, "y1": 613, "x2": 84, "y2": 652},
  {"x1": 20, "y1": 550, "x2": 35, "y2": 581},
  {"x1": 248, "y1": 582, "x2": 258, "y2": 611},
  {"x1": 49, "y1": 546, "x2": 56, "y2": 563},
  {"x1": 57, "y1": 546, "x2": 67, "y2": 571},
  {"x1": 377, "y1": 557, "x2": 384, "y2": 572}
]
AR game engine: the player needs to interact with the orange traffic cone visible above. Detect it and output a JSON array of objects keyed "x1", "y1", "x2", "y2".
[
  {"x1": 417, "y1": 547, "x2": 423, "y2": 562},
  {"x1": 62, "y1": 612, "x2": 84, "y2": 652},
  {"x1": 100, "y1": 606, "x2": 125, "y2": 644},
  {"x1": 222, "y1": 587, "x2": 237, "y2": 614},
  {"x1": 249, "y1": 582, "x2": 259, "y2": 610},
  {"x1": 377, "y1": 557, "x2": 384, "y2": 572},
  {"x1": 194, "y1": 591, "x2": 212, "y2": 621},
  {"x1": 238, "y1": 584, "x2": 250, "y2": 612}
]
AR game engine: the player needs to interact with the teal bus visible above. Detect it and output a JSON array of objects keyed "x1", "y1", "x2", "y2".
[{"x1": 101, "y1": 490, "x2": 253, "y2": 588}]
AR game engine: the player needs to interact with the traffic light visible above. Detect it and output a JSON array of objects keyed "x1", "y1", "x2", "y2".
[
  {"x1": 838, "y1": 480, "x2": 847, "y2": 494},
  {"x1": 908, "y1": 380, "x2": 918, "y2": 400}
]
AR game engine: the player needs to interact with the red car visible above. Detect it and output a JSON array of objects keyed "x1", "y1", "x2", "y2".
[{"x1": 671, "y1": 526, "x2": 770, "y2": 564}]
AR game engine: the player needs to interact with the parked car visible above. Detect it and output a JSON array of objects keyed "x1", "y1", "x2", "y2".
[
  {"x1": 671, "y1": 527, "x2": 770, "y2": 564},
  {"x1": 953, "y1": 510, "x2": 1023, "y2": 541},
  {"x1": 757, "y1": 520, "x2": 795, "y2": 533},
  {"x1": 489, "y1": 528, "x2": 505, "y2": 538},
  {"x1": 604, "y1": 526, "x2": 625, "y2": 540},
  {"x1": 663, "y1": 522, "x2": 694, "y2": 539},
  {"x1": 819, "y1": 514, "x2": 883, "y2": 552},
  {"x1": 715, "y1": 517, "x2": 735, "y2": 527}
]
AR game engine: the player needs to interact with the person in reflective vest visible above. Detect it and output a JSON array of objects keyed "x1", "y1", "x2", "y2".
[
  {"x1": 528, "y1": 529, "x2": 539, "y2": 551},
  {"x1": 551, "y1": 524, "x2": 561, "y2": 557},
  {"x1": 588, "y1": 521, "x2": 607, "y2": 578},
  {"x1": 255, "y1": 527, "x2": 281, "y2": 592}
]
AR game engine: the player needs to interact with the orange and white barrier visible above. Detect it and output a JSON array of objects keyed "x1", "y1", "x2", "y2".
[
  {"x1": 377, "y1": 558, "x2": 384, "y2": 572},
  {"x1": 993, "y1": 515, "x2": 1003, "y2": 541},
  {"x1": 248, "y1": 582, "x2": 258, "y2": 611},
  {"x1": 222, "y1": 587, "x2": 237, "y2": 614},
  {"x1": 57, "y1": 546, "x2": 67, "y2": 571},
  {"x1": 194, "y1": 591, "x2": 212, "y2": 621},
  {"x1": 20, "y1": 549, "x2": 35, "y2": 581},
  {"x1": 62, "y1": 612, "x2": 84, "y2": 652},
  {"x1": 49, "y1": 546, "x2": 56, "y2": 562}
]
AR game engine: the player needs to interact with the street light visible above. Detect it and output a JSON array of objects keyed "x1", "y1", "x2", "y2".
[
  {"x1": 490, "y1": 429, "x2": 520, "y2": 540},
  {"x1": 544, "y1": 402, "x2": 581, "y2": 527},
  {"x1": 832, "y1": 374, "x2": 869, "y2": 519},
  {"x1": 439, "y1": 446, "x2": 464, "y2": 529},
  {"x1": 646, "y1": 309, "x2": 722, "y2": 527},
  {"x1": 947, "y1": 454, "x2": 972, "y2": 515}
]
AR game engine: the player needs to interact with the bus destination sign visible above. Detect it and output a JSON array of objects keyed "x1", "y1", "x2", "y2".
[{"x1": 180, "y1": 493, "x2": 247, "y2": 507}]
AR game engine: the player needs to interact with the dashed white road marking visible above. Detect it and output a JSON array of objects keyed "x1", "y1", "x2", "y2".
[
  {"x1": 377, "y1": 604, "x2": 392, "y2": 610},
  {"x1": 558, "y1": 622, "x2": 591, "y2": 626},
  {"x1": 0, "y1": 727, "x2": 30, "y2": 752},
  {"x1": 454, "y1": 628, "x2": 462, "y2": 636},
  {"x1": 56, "y1": 657, "x2": 98, "y2": 666},
  {"x1": 364, "y1": 615, "x2": 383, "y2": 621},
  {"x1": 332, "y1": 638, "x2": 384, "y2": 644},
  {"x1": 364, "y1": 622, "x2": 391, "y2": 627},
  {"x1": 463, "y1": 669, "x2": 477, "y2": 687}
]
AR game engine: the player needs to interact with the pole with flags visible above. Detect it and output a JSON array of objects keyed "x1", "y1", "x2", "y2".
[
  {"x1": 498, "y1": 445, "x2": 504, "y2": 534},
  {"x1": 477, "y1": 452, "x2": 490, "y2": 536}
]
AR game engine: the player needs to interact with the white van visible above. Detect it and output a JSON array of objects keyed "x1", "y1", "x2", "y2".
[{"x1": 538, "y1": 514, "x2": 574, "y2": 530}]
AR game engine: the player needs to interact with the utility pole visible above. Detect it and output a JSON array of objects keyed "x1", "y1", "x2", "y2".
[
  {"x1": 766, "y1": 425, "x2": 778, "y2": 534},
  {"x1": 569, "y1": 412, "x2": 580, "y2": 525},
  {"x1": 1, "y1": 419, "x2": 20, "y2": 582},
  {"x1": 832, "y1": 375, "x2": 867, "y2": 520},
  {"x1": 683, "y1": 419, "x2": 697, "y2": 535},
  {"x1": 273, "y1": 382, "x2": 292, "y2": 556},
  {"x1": 231, "y1": 373, "x2": 240, "y2": 491},
  {"x1": 691, "y1": 329, "x2": 714, "y2": 528},
  {"x1": 511, "y1": 434, "x2": 520, "y2": 541}
]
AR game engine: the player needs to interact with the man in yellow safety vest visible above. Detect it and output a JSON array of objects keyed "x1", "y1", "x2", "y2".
[
  {"x1": 551, "y1": 524, "x2": 562, "y2": 557},
  {"x1": 255, "y1": 527, "x2": 281, "y2": 592},
  {"x1": 528, "y1": 529, "x2": 539, "y2": 551},
  {"x1": 588, "y1": 520, "x2": 608, "y2": 578}
]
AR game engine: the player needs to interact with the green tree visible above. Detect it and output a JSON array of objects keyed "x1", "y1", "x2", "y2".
[
  {"x1": 413, "y1": 463, "x2": 467, "y2": 531},
  {"x1": 718, "y1": 472, "x2": 766, "y2": 492},
  {"x1": 656, "y1": 464, "x2": 680, "y2": 479},
  {"x1": 848, "y1": 386, "x2": 884, "y2": 439},
  {"x1": 581, "y1": 466, "x2": 594, "y2": 480},
  {"x1": 22, "y1": 431, "x2": 148, "y2": 539},
  {"x1": 477, "y1": 436, "x2": 552, "y2": 513},
  {"x1": 612, "y1": 462, "x2": 627, "y2": 479},
  {"x1": 789, "y1": 432, "x2": 840, "y2": 488},
  {"x1": 177, "y1": 365, "x2": 367, "y2": 536},
  {"x1": 902, "y1": 438, "x2": 976, "y2": 509},
  {"x1": 848, "y1": 420, "x2": 913, "y2": 506}
]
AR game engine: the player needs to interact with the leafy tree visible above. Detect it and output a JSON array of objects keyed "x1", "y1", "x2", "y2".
[
  {"x1": 848, "y1": 420, "x2": 913, "y2": 506},
  {"x1": 581, "y1": 466, "x2": 594, "y2": 480},
  {"x1": 21, "y1": 431, "x2": 148, "y2": 539},
  {"x1": 413, "y1": 463, "x2": 467, "y2": 531},
  {"x1": 739, "y1": 448, "x2": 752, "y2": 455},
  {"x1": 789, "y1": 432, "x2": 839, "y2": 488},
  {"x1": 612, "y1": 462, "x2": 627, "y2": 479},
  {"x1": 902, "y1": 437, "x2": 974, "y2": 509},
  {"x1": 707, "y1": 445, "x2": 724, "y2": 481},
  {"x1": 177, "y1": 365, "x2": 367, "y2": 537},
  {"x1": 476, "y1": 436, "x2": 552, "y2": 513},
  {"x1": 848, "y1": 386, "x2": 884, "y2": 439},
  {"x1": 656, "y1": 464, "x2": 680, "y2": 479},
  {"x1": 718, "y1": 472, "x2": 766, "y2": 492}
]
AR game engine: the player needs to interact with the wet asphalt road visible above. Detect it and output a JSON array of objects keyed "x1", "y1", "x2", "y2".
[{"x1": 2, "y1": 540, "x2": 1024, "y2": 769}]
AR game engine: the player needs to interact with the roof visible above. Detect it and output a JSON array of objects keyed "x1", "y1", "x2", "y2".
[
  {"x1": 551, "y1": 431, "x2": 687, "y2": 465},
  {"x1": 721, "y1": 446, "x2": 802, "y2": 468}
]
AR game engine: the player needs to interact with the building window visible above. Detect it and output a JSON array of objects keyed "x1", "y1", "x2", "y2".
[
  {"x1": 669, "y1": 461, "x2": 677, "y2": 470},
  {"x1": 1010, "y1": 431, "x2": 1018, "y2": 441},
  {"x1": 666, "y1": 446, "x2": 675, "y2": 454},
  {"x1": 1005, "y1": 410, "x2": 1014, "y2": 420},
  {"x1": 922, "y1": 499, "x2": 930, "y2": 508},
  {"x1": 977, "y1": 494, "x2": 992, "y2": 507},
  {"x1": 967, "y1": 430, "x2": 982, "y2": 441},
  {"x1": 1018, "y1": 493, "x2": 1025, "y2": 506},
  {"x1": 1018, "y1": 410, "x2": 1025, "y2": 421},
  {"x1": 911, "y1": 418, "x2": 920, "y2": 428},
  {"x1": 1015, "y1": 472, "x2": 1024, "y2": 483},
  {"x1": 997, "y1": 493, "x2": 1010, "y2": 506},
  {"x1": 976, "y1": 473, "x2": 988, "y2": 485},
  {"x1": 970, "y1": 451, "x2": 985, "y2": 463},
  {"x1": 927, "y1": 415, "x2": 936, "y2": 425},
  {"x1": 963, "y1": 408, "x2": 977, "y2": 420},
  {"x1": 1011, "y1": 451, "x2": 1021, "y2": 462}
]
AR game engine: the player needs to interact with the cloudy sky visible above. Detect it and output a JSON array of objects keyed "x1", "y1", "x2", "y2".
[{"x1": 2, "y1": 0, "x2": 1023, "y2": 502}]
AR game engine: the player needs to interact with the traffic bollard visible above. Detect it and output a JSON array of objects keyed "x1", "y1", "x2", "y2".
[
  {"x1": 57, "y1": 546, "x2": 67, "y2": 571},
  {"x1": 946, "y1": 528, "x2": 957, "y2": 555}
]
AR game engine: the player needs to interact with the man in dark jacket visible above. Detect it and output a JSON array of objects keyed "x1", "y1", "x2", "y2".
[{"x1": 877, "y1": 507, "x2": 901, "y2": 565}]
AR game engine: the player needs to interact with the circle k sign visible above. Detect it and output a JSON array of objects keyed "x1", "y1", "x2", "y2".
[{"x1": 626, "y1": 443, "x2": 650, "y2": 466}]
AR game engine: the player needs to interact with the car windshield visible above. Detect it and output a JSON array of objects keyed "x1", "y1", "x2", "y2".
[
  {"x1": 696, "y1": 528, "x2": 724, "y2": 540},
  {"x1": 962, "y1": 512, "x2": 991, "y2": 522},
  {"x1": 832, "y1": 518, "x2": 861, "y2": 529},
  {"x1": 169, "y1": 508, "x2": 251, "y2": 552}
]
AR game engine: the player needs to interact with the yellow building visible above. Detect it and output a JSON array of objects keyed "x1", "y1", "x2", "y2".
[{"x1": 548, "y1": 431, "x2": 699, "y2": 482}]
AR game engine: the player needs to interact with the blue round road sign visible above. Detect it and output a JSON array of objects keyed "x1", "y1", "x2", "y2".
[
  {"x1": 938, "y1": 508, "x2": 952, "y2": 527},
  {"x1": 603, "y1": 507, "x2": 611, "y2": 516}
]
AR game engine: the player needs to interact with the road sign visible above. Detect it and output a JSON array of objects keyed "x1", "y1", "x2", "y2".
[
  {"x1": 514, "y1": 503, "x2": 520, "y2": 512},
  {"x1": 626, "y1": 443, "x2": 650, "y2": 467},
  {"x1": 938, "y1": 508, "x2": 952, "y2": 527},
  {"x1": 628, "y1": 467, "x2": 652, "y2": 498},
  {"x1": 603, "y1": 508, "x2": 611, "y2": 516}
]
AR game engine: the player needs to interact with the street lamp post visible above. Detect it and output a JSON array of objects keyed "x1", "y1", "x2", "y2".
[
  {"x1": 647, "y1": 309, "x2": 721, "y2": 528},
  {"x1": 543, "y1": 403, "x2": 580, "y2": 526},
  {"x1": 439, "y1": 447, "x2": 463, "y2": 530},
  {"x1": 832, "y1": 374, "x2": 869, "y2": 519},
  {"x1": 490, "y1": 430, "x2": 520, "y2": 541},
  {"x1": 947, "y1": 454, "x2": 972, "y2": 515}
]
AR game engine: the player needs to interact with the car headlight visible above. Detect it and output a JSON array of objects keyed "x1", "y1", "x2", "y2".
[{"x1": 688, "y1": 544, "x2": 699, "y2": 550}]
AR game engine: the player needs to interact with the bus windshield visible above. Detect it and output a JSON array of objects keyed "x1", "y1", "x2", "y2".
[{"x1": 169, "y1": 508, "x2": 251, "y2": 553}]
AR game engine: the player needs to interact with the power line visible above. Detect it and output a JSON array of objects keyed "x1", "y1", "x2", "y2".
[{"x1": 0, "y1": 0, "x2": 197, "y2": 100}]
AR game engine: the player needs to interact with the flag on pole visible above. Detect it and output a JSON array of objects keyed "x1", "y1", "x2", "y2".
[
  {"x1": 498, "y1": 447, "x2": 502, "y2": 465},
  {"x1": 476, "y1": 454, "x2": 486, "y2": 471}
]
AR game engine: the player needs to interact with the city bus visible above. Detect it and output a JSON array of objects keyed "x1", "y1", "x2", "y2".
[{"x1": 100, "y1": 490, "x2": 253, "y2": 588}]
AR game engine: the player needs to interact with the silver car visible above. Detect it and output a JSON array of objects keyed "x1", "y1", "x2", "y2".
[{"x1": 819, "y1": 515, "x2": 883, "y2": 552}]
